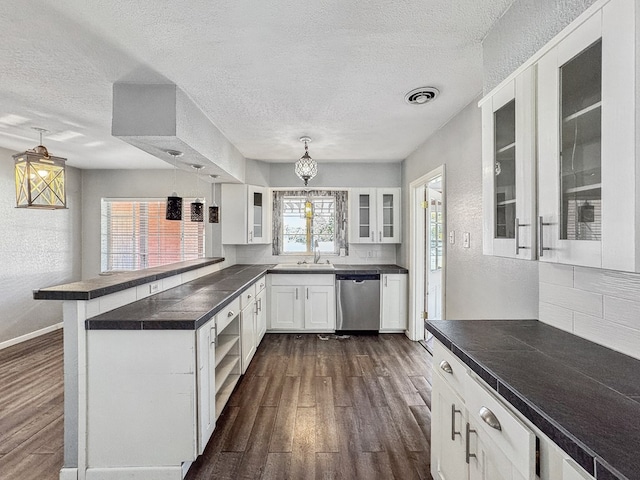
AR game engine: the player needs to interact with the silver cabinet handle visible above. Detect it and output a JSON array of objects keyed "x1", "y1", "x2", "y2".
[
  {"x1": 479, "y1": 406, "x2": 501, "y2": 430},
  {"x1": 439, "y1": 360, "x2": 452, "y2": 374},
  {"x1": 370, "y1": 230, "x2": 374, "y2": 241},
  {"x1": 258, "y1": 298, "x2": 262, "y2": 312},
  {"x1": 295, "y1": 288, "x2": 298, "y2": 300},
  {"x1": 451, "y1": 404, "x2": 462, "y2": 440},
  {"x1": 538, "y1": 216, "x2": 552, "y2": 257},
  {"x1": 384, "y1": 275, "x2": 388, "y2": 287},
  {"x1": 227, "y1": 310, "x2": 234, "y2": 317},
  {"x1": 465, "y1": 422, "x2": 477, "y2": 464},
  {"x1": 211, "y1": 324, "x2": 217, "y2": 347},
  {"x1": 379, "y1": 231, "x2": 382, "y2": 242},
  {"x1": 515, "y1": 217, "x2": 531, "y2": 255},
  {"x1": 306, "y1": 288, "x2": 309, "y2": 300}
]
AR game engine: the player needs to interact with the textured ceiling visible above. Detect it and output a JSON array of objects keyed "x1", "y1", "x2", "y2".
[{"x1": 0, "y1": 0, "x2": 514, "y2": 169}]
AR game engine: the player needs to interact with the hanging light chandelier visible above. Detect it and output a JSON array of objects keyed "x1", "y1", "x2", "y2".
[
  {"x1": 165, "y1": 149, "x2": 183, "y2": 221},
  {"x1": 13, "y1": 127, "x2": 67, "y2": 209},
  {"x1": 190, "y1": 164, "x2": 204, "y2": 222},
  {"x1": 208, "y1": 174, "x2": 220, "y2": 223},
  {"x1": 294, "y1": 136, "x2": 317, "y2": 186}
]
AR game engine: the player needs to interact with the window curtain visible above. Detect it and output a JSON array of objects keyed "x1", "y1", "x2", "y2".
[{"x1": 272, "y1": 190, "x2": 349, "y2": 256}]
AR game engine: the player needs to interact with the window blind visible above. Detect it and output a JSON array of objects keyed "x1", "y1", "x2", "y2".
[{"x1": 101, "y1": 198, "x2": 204, "y2": 272}]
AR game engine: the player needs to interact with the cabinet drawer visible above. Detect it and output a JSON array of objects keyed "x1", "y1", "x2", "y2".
[
  {"x1": 270, "y1": 274, "x2": 334, "y2": 286},
  {"x1": 216, "y1": 296, "x2": 241, "y2": 333},
  {"x1": 466, "y1": 375, "x2": 536, "y2": 479},
  {"x1": 433, "y1": 340, "x2": 469, "y2": 397},
  {"x1": 255, "y1": 276, "x2": 266, "y2": 293},
  {"x1": 240, "y1": 284, "x2": 256, "y2": 310}
]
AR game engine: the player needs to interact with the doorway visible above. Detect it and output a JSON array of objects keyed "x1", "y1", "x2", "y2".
[{"x1": 409, "y1": 166, "x2": 445, "y2": 352}]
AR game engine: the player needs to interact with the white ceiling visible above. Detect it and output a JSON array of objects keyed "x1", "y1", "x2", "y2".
[{"x1": 0, "y1": 0, "x2": 514, "y2": 170}]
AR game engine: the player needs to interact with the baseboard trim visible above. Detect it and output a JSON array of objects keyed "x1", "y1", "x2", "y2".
[{"x1": 0, "y1": 323, "x2": 63, "y2": 351}]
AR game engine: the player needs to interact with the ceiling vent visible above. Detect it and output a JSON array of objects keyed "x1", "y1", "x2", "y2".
[{"x1": 404, "y1": 87, "x2": 439, "y2": 105}]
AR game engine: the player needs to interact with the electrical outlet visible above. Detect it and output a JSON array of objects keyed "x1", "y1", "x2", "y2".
[
  {"x1": 449, "y1": 231, "x2": 455, "y2": 244},
  {"x1": 367, "y1": 251, "x2": 374, "y2": 258},
  {"x1": 149, "y1": 282, "x2": 160, "y2": 294},
  {"x1": 463, "y1": 232, "x2": 470, "y2": 248}
]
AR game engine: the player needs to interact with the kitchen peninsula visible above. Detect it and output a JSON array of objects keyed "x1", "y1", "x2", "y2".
[{"x1": 34, "y1": 259, "x2": 407, "y2": 480}]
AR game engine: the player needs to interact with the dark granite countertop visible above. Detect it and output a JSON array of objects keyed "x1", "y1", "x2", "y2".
[
  {"x1": 86, "y1": 264, "x2": 272, "y2": 330},
  {"x1": 33, "y1": 258, "x2": 226, "y2": 300},
  {"x1": 268, "y1": 264, "x2": 408, "y2": 275},
  {"x1": 426, "y1": 319, "x2": 640, "y2": 480}
]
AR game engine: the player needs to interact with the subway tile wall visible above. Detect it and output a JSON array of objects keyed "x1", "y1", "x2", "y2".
[{"x1": 539, "y1": 263, "x2": 640, "y2": 360}]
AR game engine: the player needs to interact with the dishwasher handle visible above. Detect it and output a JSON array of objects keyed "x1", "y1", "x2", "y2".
[{"x1": 335, "y1": 273, "x2": 380, "y2": 281}]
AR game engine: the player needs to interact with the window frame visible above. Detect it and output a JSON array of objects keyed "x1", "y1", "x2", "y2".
[
  {"x1": 100, "y1": 197, "x2": 205, "y2": 272},
  {"x1": 281, "y1": 195, "x2": 337, "y2": 255}
]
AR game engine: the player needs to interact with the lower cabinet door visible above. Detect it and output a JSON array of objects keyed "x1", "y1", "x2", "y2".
[
  {"x1": 432, "y1": 373, "x2": 468, "y2": 480},
  {"x1": 256, "y1": 288, "x2": 267, "y2": 342},
  {"x1": 269, "y1": 286, "x2": 304, "y2": 329},
  {"x1": 197, "y1": 322, "x2": 216, "y2": 453},
  {"x1": 468, "y1": 421, "x2": 515, "y2": 480},
  {"x1": 240, "y1": 304, "x2": 256, "y2": 373},
  {"x1": 304, "y1": 285, "x2": 335, "y2": 330}
]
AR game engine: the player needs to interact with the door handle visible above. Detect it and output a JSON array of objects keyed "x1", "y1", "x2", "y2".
[
  {"x1": 439, "y1": 360, "x2": 452, "y2": 374},
  {"x1": 306, "y1": 288, "x2": 309, "y2": 300},
  {"x1": 465, "y1": 422, "x2": 477, "y2": 464},
  {"x1": 538, "y1": 216, "x2": 552, "y2": 257},
  {"x1": 384, "y1": 275, "x2": 388, "y2": 287},
  {"x1": 295, "y1": 288, "x2": 298, "y2": 300},
  {"x1": 451, "y1": 404, "x2": 462, "y2": 440},
  {"x1": 371, "y1": 230, "x2": 374, "y2": 241},
  {"x1": 479, "y1": 406, "x2": 501, "y2": 430},
  {"x1": 379, "y1": 231, "x2": 382, "y2": 242},
  {"x1": 515, "y1": 217, "x2": 531, "y2": 255}
]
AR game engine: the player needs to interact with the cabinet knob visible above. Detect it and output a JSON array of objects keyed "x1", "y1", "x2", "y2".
[
  {"x1": 247, "y1": 294, "x2": 252, "y2": 299},
  {"x1": 227, "y1": 310, "x2": 235, "y2": 317},
  {"x1": 479, "y1": 406, "x2": 501, "y2": 430},
  {"x1": 439, "y1": 360, "x2": 453, "y2": 374}
]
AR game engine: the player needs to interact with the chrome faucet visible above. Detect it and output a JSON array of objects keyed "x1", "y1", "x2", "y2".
[{"x1": 313, "y1": 239, "x2": 320, "y2": 264}]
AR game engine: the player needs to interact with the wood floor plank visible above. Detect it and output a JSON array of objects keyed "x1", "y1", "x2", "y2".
[
  {"x1": 262, "y1": 452, "x2": 292, "y2": 480},
  {"x1": 290, "y1": 407, "x2": 316, "y2": 480},
  {"x1": 222, "y1": 376, "x2": 270, "y2": 451},
  {"x1": 269, "y1": 376, "x2": 301, "y2": 452},
  {"x1": 234, "y1": 406, "x2": 278, "y2": 479},
  {"x1": 314, "y1": 377, "x2": 339, "y2": 453},
  {"x1": 297, "y1": 355, "x2": 317, "y2": 407},
  {"x1": 410, "y1": 375, "x2": 433, "y2": 409},
  {"x1": 410, "y1": 405, "x2": 432, "y2": 446}
]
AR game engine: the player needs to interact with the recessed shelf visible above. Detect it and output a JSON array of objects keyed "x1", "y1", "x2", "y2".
[
  {"x1": 215, "y1": 373, "x2": 240, "y2": 419},
  {"x1": 215, "y1": 355, "x2": 240, "y2": 394},
  {"x1": 215, "y1": 334, "x2": 240, "y2": 367}
]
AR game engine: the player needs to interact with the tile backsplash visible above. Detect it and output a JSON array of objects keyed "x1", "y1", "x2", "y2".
[
  {"x1": 539, "y1": 263, "x2": 640, "y2": 360},
  {"x1": 233, "y1": 243, "x2": 398, "y2": 266}
]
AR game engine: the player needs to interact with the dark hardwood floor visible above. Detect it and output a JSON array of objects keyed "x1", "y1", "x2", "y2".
[
  {"x1": 187, "y1": 333, "x2": 434, "y2": 480},
  {"x1": 0, "y1": 329, "x2": 63, "y2": 480},
  {"x1": 0, "y1": 331, "x2": 433, "y2": 480}
]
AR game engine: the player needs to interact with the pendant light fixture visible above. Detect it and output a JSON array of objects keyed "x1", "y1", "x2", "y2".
[
  {"x1": 208, "y1": 174, "x2": 220, "y2": 223},
  {"x1": 190, "y1": 164, "x2": 204, "y2": 222},
  {"x1": 13, "y1": 127, "x2": 67, "y2": 209},
  {"x1": 165, "y1": 149, "x2": 183, "y2": 221},
  {"x1": 295, "y1": 136, "x2": 317, "y2": 186}
]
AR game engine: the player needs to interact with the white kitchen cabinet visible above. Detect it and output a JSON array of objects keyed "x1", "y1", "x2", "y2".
[
  {"x1": 255, "y1": 283, "x2": 267, "y2": 343},
  {"x1": 240, "y1": 286, "x2": 257, "y2": 373},
  {"x1": 380, "y1": 273, "x2": 407, "y2": 331},
  {"x1": 562, "y1": 458, "x2": 594, "y2": 480},
  {"x1": 268, "y1": 274, "x2": 335, "y2": 331},
  {"x1": 350, "y1": 188, "x2": 401, "y2": 243},
  {"x1": 197, "y1": 320, "x2": 216, "y2": 453},
  {"x1": 221, "y1": 184, "x2": 270, "y2": 244},
  {"x1": 214, "y1": 298, "x2": 241, "y2": 419},
  {"x1": 481, "y1": 67, "x2": 536, "y2": 260},
  {"x1": 537, "y1": 0, "x2": 638, "y2": 271},
  {"x1": 431, "y1": 340, "x2": 536, "y2": 480}
]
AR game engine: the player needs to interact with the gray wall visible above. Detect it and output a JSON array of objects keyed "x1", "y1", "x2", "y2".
[
  {"x1": 483, "y1": 0, "x2": 597, "y2": 92},
  {"x1": 399, "y1": 100, "x2": 539, "y2": 319},
  {"x1": 0, "y1": 146, "x2": 82, "y2": 344},
  {"x1": 269, "y1": 162, "x2": 402, "y2": 188},
  {"x1": 81, "y1": 169, "x2": 232, "y2": 279}
]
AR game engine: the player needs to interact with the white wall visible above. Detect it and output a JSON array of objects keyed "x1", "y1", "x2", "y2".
[
  {"x1": 482, "y1": 0, "x2": 597, "y2": 92},
  {"x1": 400, "y1": 100, "x2": 539, "y2": 320},
  {"x1": 81, "y1": 169, "x2": 235, "y2": 279},
  {"x1": 0, "y1": 146, "x2": 82, "y2": 345}
]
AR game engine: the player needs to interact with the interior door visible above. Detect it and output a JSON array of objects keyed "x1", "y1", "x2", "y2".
[{"x1": 428, "y1": 188, "x2": 443, "y2": 321}]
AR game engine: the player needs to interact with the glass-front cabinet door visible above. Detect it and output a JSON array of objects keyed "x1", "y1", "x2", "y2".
[
  {"x1": 350, "y1": 189, "x2": 375, "y2": 243},
  {"x1": 349, "y1": 188, "x2": 401, "y2": 244},
  {"x1": 376, "y1": 188, "x2": 401, "y2": 243},
  {"x1": 481, "y1": 66, "x2": 536, "y2": 260},
  {"x1": 537, "y1": 0, "x2": 636, "y2": 271},
  {"x1": 247, "y1": 185, "x2": 269, "y2": 244}
]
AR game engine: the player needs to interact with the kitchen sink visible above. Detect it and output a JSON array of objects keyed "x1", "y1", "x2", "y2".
[{"x1": 272, "y1": 263, "x2": 335, "y2": 270}]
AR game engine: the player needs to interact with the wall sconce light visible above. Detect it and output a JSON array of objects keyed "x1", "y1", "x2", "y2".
[
  {"x1": 208, "y1": 174, "x2": 220, "y2": 223},
  {"x1": 13, "y1": 127, "x2": 67, "y2": 209}
]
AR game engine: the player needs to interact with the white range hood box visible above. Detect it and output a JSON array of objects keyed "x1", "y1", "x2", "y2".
[{"x1": 112, "y1": 83, "x2": 246, "y2": 183}]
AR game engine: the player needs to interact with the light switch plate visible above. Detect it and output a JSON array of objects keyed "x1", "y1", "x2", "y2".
[
  {"x1": 149, "y1": 282, "x2": 160, "y2": 294},
  {"x1": 449, "y1": 231, "x2": 455, "y2": 244},
  {"x1": 463, "y1": 232, "x2": 470, "y2": 248}
]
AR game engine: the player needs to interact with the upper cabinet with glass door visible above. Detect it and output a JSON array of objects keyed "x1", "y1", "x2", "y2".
[
  {"x1": 481, "y1": 67, "x2": 536, "y2": 260},
  {"x1": 349, "y1": 188, "x2": 401, "y2": 244},
  {"x1": 537, "y1": 0, "x2": 637, "y2": 271},
  {"x1": 221, "y1": 184, "x2": 270, "y2": 245}
]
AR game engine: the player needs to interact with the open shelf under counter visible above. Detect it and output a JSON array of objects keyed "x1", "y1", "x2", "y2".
[
  {"x1": 215, "y1": 334, "x2": 240, "y2": 368},
  {"x1": 215, "y1": 373, "x2": 241, "y2": 420},
  {"x1": 215, "y1": 354, "x2": 241, "y2": 395}
]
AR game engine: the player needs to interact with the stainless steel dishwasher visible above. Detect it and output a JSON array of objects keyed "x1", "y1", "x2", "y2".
[{"x1": 336, "y1": 273, "x2": 380, "y2": 333}]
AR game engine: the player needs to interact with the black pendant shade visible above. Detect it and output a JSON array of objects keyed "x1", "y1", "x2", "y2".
[
  {"x1": 166, "y1": 196, "x2": 183, "y2": 221},
  {"x1": 191, "y1": 200, "x2": 204, "y2": 222},
  {"x1": 209, "y1": 205, "x2": 220, "y2": 223}
]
